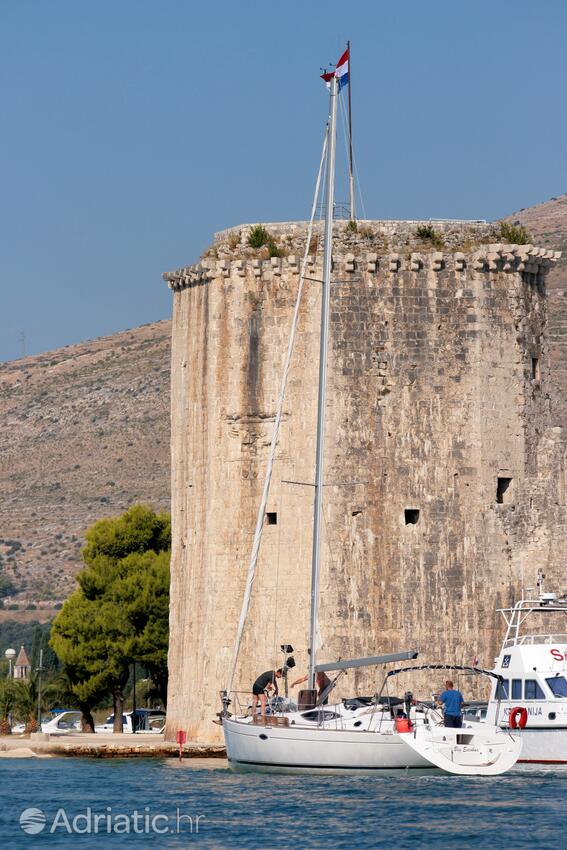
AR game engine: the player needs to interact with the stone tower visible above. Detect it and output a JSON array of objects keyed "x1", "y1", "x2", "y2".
[
  {"x1": 14, "y1": 645, "x2": 31, "y2": 680},
  {"x1": 163, "y1": 220, "x2": 565, "y2": 743}
]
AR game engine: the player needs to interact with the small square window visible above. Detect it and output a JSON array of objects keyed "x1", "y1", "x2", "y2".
[
  {"x1": 266, "y1": 512, "x2": 277, "y2": 525},
  {"x1": 404, "y1": 509, "x2": 420, "y2": 525},
  {"x1": 496, "y1": 477, "x2": 512, "y2": 504}
]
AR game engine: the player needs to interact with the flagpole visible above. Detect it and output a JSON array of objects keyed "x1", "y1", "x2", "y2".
[{"x1": 347, "y1": 40, "x2": 355, "y2": 221}]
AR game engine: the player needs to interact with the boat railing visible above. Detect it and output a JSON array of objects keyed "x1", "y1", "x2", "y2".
[
  {"x1": 503, "y1": 634, "x2": 567, "y2": 647},
  {"x1": 225, "y1": 690, "x2": 299, "y2": 718}
]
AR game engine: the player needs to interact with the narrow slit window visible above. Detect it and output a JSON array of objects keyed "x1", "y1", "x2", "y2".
[
  {"x1": 496, "y1": 477, "x2": 512, "y2": 504},
  {"x1": 404, "y1": 508, "x2": 420, "y2": 525},
  {"x1": 266, "y1": 512, "x2": 278, "y2": 525},
  {"x1": 531, "y1": 357, "x2": 540, "y2": 381}
]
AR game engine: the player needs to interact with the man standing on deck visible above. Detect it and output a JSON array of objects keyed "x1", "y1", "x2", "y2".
[
  {"x1": 251, "y1": 668, "x2": 282, "y2": 717},
  {"x1": 438, "y1": 679, "x2": 464, "y2": 727}
]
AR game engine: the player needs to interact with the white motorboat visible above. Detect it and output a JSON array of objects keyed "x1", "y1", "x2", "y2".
[
  {"x1": 220, "y1": 47, "x2": 521, "y2": 776},
  {"x1": 486, "y1": 579, "x2": 567, "y2": 764},
  {"x1": 11, "y1": 709, "x2": 83, "y2": 736}
]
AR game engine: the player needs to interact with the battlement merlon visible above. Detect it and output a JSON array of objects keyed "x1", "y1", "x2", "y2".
[{"x1": 163, "y1": 230, "x2": 561, "y2": 292}]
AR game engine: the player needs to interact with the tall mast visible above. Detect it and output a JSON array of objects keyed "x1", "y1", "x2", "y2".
[
  {"x1": 347, "y1": 40, "x2": 355, "y2": 221},
  {"x1": 308, "y1": 73, "x2": 338, "y2": 690}
]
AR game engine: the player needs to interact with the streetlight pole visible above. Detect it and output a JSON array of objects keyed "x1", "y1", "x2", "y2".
[
  {"x1": 4, "y1": 648, "x2": 16, "y2": 679},
  {"x1": 132, "y1": 662, "x2": 136, "y2": 735},
  {"x1": 36, "y1": 649, "x2": 45, "y2": 728}
]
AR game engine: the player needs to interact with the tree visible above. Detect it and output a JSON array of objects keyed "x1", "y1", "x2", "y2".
[
  {"x1": 109, "y1": 549, "x2": 170, "y2": 706},
  {"x1": 50, "y1": 591, "x2": 122, "y2": 732},
  {"x1": 51, "y1": 504, "x2": 170, "y2": 732},
  {"x1": 11, "y1": 678, "x2": 40, "y2": 733},
  {"x1": 0, "y1": 679, "x2": 17, "y2": 735}
]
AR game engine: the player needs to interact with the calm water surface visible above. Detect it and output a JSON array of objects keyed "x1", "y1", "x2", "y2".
[{"x1": 0, "y1": 759, "x2": 565, "y2": 849}]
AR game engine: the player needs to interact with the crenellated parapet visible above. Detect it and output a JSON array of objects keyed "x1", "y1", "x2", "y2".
[{"x1": 163, "y1": 243, "x2": 561, "y2": 291}]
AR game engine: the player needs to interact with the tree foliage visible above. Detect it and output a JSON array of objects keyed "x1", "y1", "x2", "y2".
[
  {"x1": 0, "y1": 679, "x2": 17, "y2": 734},
  {"x1": 50, "y1": 505, "x2": 170, "y2": 732},
  {"x1": 0, "y1": 677, "x2": 44, "y2": 733},
  {"x1": 499, "y1": 220, "x2": 531, "y2": 245}
]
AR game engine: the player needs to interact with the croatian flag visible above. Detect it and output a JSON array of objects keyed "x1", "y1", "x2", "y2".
[{"x1": 321, "y1": 48, "x2": 349, "y2": 90}]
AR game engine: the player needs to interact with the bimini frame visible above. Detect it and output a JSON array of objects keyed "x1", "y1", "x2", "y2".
[{"x1": 378, "y1": 663, "x2": 506, "y2": 726}]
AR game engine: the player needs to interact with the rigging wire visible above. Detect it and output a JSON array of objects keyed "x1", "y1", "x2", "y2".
[
  {"x1": 270, "y1": 489, "x2": 283, "y2": 677},
  {"x1": 352, "y1": 145, "x2": 367, "y2": 221},
  {"x1": 226, "y1": 125, "x2": 330, "y2": 694},
  {"x1": 337, "y1": 93, "x2": 367, "y2": 220}
]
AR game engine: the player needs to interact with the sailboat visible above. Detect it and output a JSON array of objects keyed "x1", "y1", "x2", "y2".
[{"x1": 220, "y1": 51, "x2": 521, "y2": 775}]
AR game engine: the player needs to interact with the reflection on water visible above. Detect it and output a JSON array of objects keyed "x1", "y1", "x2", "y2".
[
  {"x1": 164, "y1": 757, "x2": 229, "y2": 771},
  {"x1": 0, "y1": 758, "x2": 566, "y2": 849}
]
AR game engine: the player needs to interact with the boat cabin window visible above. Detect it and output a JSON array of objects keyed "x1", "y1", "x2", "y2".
[
  {"x1": 495, "y1": 679, "x2": 509, "y2": 699},
  {"x1": 511, "y1": 679, "x2": 522, "y2": 700},
  {"x1": 524, "y1": 679, "x2": 545, "y2": 700},
  {"x1": 545, "y1": 676, "x2": 567, "y2": 698},
  {"x1": 301, "y1": 710, "x2": 341, "y2": 722}
]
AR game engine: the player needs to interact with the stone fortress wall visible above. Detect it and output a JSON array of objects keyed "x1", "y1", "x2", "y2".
[{"x1": 163, "y1": 220, "x2": 565, "y2": 743}]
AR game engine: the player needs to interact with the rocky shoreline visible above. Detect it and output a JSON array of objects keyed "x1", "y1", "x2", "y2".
[{"x1": 0, "y1": 732, "x2": 226, "y2": 759}]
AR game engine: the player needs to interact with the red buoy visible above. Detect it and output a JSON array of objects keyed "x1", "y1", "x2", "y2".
[{"x1": 509, "y1": 706, "x2": 528, "y2": 730}]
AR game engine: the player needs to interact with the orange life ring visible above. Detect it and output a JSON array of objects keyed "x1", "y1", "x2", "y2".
[{"x1": 509, "y1": 706, "x2": 528, "y2": 730}]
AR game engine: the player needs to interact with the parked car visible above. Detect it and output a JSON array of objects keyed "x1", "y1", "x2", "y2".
[{"x1": 95, "y1": 708, "x2": 166, "y2": 733}]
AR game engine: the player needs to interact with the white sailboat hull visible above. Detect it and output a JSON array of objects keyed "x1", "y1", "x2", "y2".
[
  {"x1": 223, "y1": 716, "x2": 430, "y2": 772},
  {"x1": 223, "y1": 715, "x2": 522, "y2": 775}
]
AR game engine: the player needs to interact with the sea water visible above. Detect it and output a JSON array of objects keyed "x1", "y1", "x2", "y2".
[{"x1": 0, "y1": 759, "x2": 566, "y2": 849}]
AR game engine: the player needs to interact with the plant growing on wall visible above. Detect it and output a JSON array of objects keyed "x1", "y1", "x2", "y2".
[
  {"x1": 499, "y1": 220, "x2": 531, "y2": 245},
  {"x1": 228, "y1": 231, "x2": 241, "y2": 250},
  {"x1": 247, "y1": 224, "x2": 283, "y2": 257},
  {"x1": 247, "y1": 225, "x2": 270, "y2": 248},
  {"x1": 416, "y1": 223, "x2": 445, "y2": 250}
]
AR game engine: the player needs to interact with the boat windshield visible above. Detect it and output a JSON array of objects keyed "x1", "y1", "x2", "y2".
[{"x1": 546, "y1": 676, "x2": 567, "y2": 698}]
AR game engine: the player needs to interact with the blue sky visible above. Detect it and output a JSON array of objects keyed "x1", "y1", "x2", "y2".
[{"x1": 1, "y1": 0, "x2": 565, "y2": 361}]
